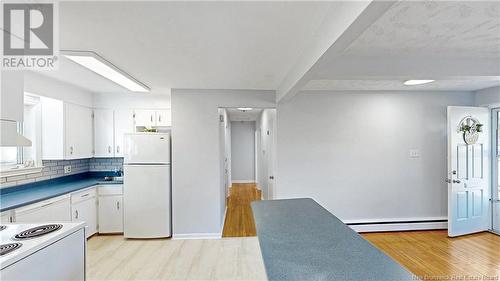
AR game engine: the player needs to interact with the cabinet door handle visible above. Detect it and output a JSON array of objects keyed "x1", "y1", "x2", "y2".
[
  {"x1": 40, "y1": 202, "x2": 53, "y2": 208},
  {"x1": 108, "y1": 146, "x2": 112, "y2": 153},
  {"x1": 159, "y1": 115, "x2": 162, "y2": 122},
  {"x1": 116, "y1": 146, "x2": 120, "y2": 153},
  {"x1": 116, "y1": 201, "x2": 120, "y2": 210},
  {"x1": 70, "y1": 146, "x2": 74, "y2": 154},
  {"x1": 75, "y1": 210, "x2": 79, "y2": 219},
  {"x1": 81, "y1": 193, "x2": 89, "y2": 198},
  {"x1": 150, "y1": 115, "x2": 153, "y2": 122}
]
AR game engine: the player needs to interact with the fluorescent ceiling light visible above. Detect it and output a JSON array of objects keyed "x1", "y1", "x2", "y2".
[
  {"x1": 237, "y1": 107, "x2": 253, "y2": 111},
  {"x1": 403, "y1": 80, "x2": 435, "y2": 86},
  {"x1": 63, "y1": 51, "x2": 150, "y2": 93}
]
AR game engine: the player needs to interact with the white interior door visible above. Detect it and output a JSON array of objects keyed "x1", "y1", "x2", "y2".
[
  {"x1": 266, "y1": 111, "x2": 276, "y2": 200},
  {"x1": 447, "y1": 106, "x2": 490, "y2": 237},
  {"x1": 492, "y1": 109, "x2": 500, "y2": 234}
]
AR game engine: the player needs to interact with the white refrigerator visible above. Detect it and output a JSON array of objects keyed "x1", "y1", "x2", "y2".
[{"x1": 123, "y1": 133, "x2": 171, "y2": 238}]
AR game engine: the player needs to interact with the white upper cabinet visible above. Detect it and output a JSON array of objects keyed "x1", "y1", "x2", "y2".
[
  {"x1": 41, "y1": 97, "x2": 65, "y2": 159},
  {"x1": 134, "y1": 109, "x2": 156, "y2": 128},
  {"x1": 94, "y1": 109, "x2": 114, "y2": 157},
  {"x1": 155, "y1": 109, "x2": 171, "y2": 127},
  {"x1": 65, "y1": 103, "x2": 93, "y2": 159},
  {"x1": 40, "y1": 97, "x2": 94, "y2": 160},
  {"x1": 93, "y1": 109, "x2": 133, "y2": 157},
  {"x1": 1, "y1": 71, "x2": 24, "y2": 121},
  {"x1": 114, "y1": 109, "x2": 134, "y2": 157},
  {"x1": 134, "y1": 109, "x2": 171, "y2": 128}
]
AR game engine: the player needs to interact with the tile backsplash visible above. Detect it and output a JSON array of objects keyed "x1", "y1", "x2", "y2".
[
  {"x1": 1, "y1": 159, "x2": 90, "y2": 189},
  {"x1": 89, "y1": 158, "x2": 124, "y2": 172},
  {"x1": 1, "y1": 157, "x2": 124, "y2": 189}
]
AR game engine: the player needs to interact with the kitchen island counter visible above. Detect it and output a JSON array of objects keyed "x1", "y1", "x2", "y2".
[{"x1": 251, "y1": 198, "x2": 415, "y2": 281}]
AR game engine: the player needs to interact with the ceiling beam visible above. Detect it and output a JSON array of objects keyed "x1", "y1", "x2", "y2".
[{"x1": 276, "y1": 0, "x2": 396, "y2": 104}]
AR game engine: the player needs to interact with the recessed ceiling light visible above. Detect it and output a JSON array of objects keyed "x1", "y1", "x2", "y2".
[
  {"x1": 63, "y1": 50, "x2": 150, "y2": 93},
  {"x1": 237, "y1": 107, "x2": 253, "y2": 111},
  {"x1": 403, "y1": 80, "x2": 435, "y2": 86}
]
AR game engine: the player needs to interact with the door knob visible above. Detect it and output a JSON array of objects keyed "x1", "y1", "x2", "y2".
[{"x1": 452, "y1": 179, "x2": 461, "y2": 184}]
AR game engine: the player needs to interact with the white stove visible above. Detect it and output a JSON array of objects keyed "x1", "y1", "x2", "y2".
[{"x1": 0, "y1": 222, "x2": 86, "y2": 280}]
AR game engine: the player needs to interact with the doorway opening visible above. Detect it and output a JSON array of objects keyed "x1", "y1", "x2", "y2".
[{"x1": 219, "y1": 107, "x2": 276, "y2": 237}]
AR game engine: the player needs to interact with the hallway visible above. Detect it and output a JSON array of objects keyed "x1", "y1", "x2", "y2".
[{"x1": 222, "y1": 183, "x2": 262, "y2": 237}]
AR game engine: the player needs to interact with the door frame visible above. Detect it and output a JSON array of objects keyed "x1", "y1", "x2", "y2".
[{"x1": 490, "y1": 108, "x2": 500, "y2": 234}]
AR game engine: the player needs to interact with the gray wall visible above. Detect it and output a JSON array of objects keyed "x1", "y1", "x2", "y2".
[
  {"x1": 230, "y1": 121, "x2": 256, "y2": 182},
  {"x1": 475, "y1": 86, "x2": 500, "y2": 107},
  {"x1": 171, "y1": 89, "x2": 275, "y2": 237},
  {"x1": 276, "y1": 91, "x2": 475, "y2": 222}
]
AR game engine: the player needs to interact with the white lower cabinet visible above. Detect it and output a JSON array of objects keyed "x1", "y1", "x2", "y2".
[
  {"x1": 98, "y1": 185, "x2": 124, "y2": 233},
  {"x1": 15, "y1": 195, "x2": 71, "y2": 223},
  {"x1": 1, "y1": 210, "x2": 13, "y2": 223},
  {"x1": 8, "y1": 185, "x2": 123, "y2": 237},
  {"x1": 71, "y1": 188, "x2": 97, "y2": 238}
]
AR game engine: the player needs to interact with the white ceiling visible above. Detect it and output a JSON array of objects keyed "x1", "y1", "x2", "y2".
[
  {"x1": 48, "y1": 1, "x2": 335, "y2": 95},
  {"x1": 35, "y1": 1, "x2": 500, "y2": 96},
  {"x1": 226, "y1": 108, "x2": 263, "y2": 122},
  {"x1": 295, "y1": 1, "x2": 500, "y2": 93},
  {"x1": 303, "y1": 78, "x2": 500, "y2": 92},
  {"x1": 343, "y1": 1, "x2": 500, "y2": 58}
]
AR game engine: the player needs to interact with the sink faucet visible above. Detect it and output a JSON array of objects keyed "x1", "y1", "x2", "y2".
[{"x1": 114, "y1": 167, "x2": 124, "y2": 177}]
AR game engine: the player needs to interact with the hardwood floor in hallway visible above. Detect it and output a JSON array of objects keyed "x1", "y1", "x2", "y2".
[{"x1": 222, "y1": 183, "x2": 262, "y2": 237}]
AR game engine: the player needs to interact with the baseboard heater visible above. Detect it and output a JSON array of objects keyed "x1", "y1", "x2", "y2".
[{"x1": 345, "y1": 218, "x2": 448, "y2": 233}]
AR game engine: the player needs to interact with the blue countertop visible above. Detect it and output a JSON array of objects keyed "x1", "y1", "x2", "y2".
[
  {"x1": 0, "y1": 172, "x2": 122, "y2": 212},
  {"x1": 251, "y1": 198, "x2": 415, "y2": 281}
]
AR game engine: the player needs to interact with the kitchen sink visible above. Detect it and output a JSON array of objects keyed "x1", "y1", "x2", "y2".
[{"x1": 102, "y1": 176, "x2": 123, "y2": 182}]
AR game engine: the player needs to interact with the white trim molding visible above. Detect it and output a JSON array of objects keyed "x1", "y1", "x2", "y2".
[
  {"x1": 344, "y1": 217, "x2": 448, "y2": 233},
  {"x1": 0, "y1": 166, "x2": 44, "y2": 179},
  {"x1": 232, "y1": 180, "x2": 255, "y2": 184},
  {"x1": 172, "y1": 233, "x2": 222, "y2": 240}
]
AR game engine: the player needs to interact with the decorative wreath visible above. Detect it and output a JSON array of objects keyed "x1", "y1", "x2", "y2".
[{"x1": 458, "y1": 116, "x2": 483, "y2": 145}]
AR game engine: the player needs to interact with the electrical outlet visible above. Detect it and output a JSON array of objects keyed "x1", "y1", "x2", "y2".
[
  {"x1": 64, "y1": 165, "x2": 72, "y2": 174},
  {"x1": 409, "y1": 149, "x2": 420, "y2": 158}
]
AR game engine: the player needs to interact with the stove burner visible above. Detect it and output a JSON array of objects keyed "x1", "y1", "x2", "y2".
[
  {"x1": 13, "y1": 224, "x2": 62, "y2": 240},
  {"x1": 0, "y1": 243, "x2": 22, "y2": 256},
  {"x1": 0, "y1": 225, "x2": 6, "y2": 231}
]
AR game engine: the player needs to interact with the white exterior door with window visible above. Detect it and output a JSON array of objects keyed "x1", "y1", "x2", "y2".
[{"x1": 447, "y1": 106, "x2": 490, "y2": 237}]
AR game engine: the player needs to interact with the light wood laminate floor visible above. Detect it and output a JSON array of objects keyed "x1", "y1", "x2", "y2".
[
  {"x1": 222, "y1": 183, "x2": 261, "y2": 237},
  {"x1": 363, "y1": 230, "x2": 500, "y2": 280},
  {"x1": 87, "y1": 235, "x2": 266, "y2": 281}
]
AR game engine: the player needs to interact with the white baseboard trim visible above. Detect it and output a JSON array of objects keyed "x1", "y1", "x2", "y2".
[
  {"x1": 232, "y1": 180, "x2": 255, "y2": 184},
  {"x1": 220, "y1": 207, "x2": 228, "y2": 237},
  {"x1": 344, "y1": 217, "x2": 448, "y2": 233},
  {"x1": 172, "y1": 233, "x2": 222, "y2": 240}
]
